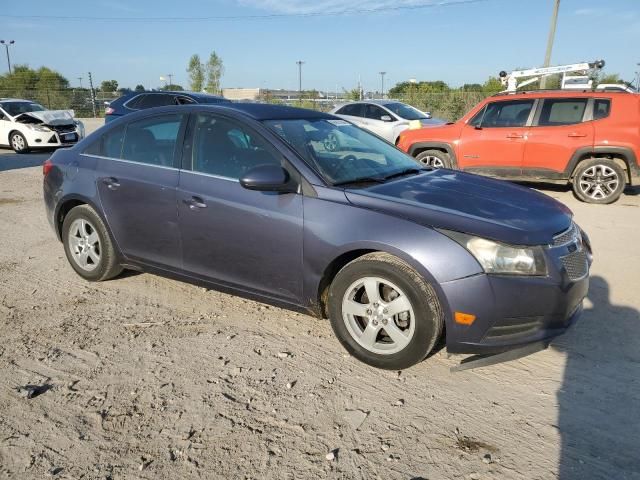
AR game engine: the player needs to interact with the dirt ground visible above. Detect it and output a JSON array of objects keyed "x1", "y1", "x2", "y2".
[{"x1": 1, "y1": 152, "x2": 639, "y2": 480}]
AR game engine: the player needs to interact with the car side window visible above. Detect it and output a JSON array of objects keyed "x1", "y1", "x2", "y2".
[
  {"x1": 468, "y1": 106, "x2": 486, "y2": 127},
  {"x1": 593, "y1": 99, "x2": 611, "y2": 120},
  {"x1": 121, "y1": 114, "x2": 184, "y2": 167},
  {"x1": 83, "y1": 124, "x2": 126, "y2": 158},
  {"x1": 125, "y1": 95, "x2": 146, "y2": 109},
  {"x1": 538, "y1": 98, "x2": 588, "y2": 126},
  {"x1": 337, "y1": 104, "x2": 364, "y2": 117},
  {"x1": 176, "y1": 96, "x2": 196, "y2": 105},
  {"x1": 365, "y1": 104, "x2": 390, "y2": 121},
  {"x1": 190, "y1": 114, "x2": 281, "y2": 180},
  {"x1": 480, "y1": 100, "x2": 534, "y2": 128},
  {"x1": 138, "y1": 94, "x2": 175, "y2": 109}
]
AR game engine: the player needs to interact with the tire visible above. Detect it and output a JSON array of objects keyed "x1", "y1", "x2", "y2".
[
  {"x1": 328, "y1": 252, "x2": 443, "y2": 370},
  {"x1": 571, "y1": 158, "x2": 626, "y2": 204},
  {"x1": 62, "y1": 205, "x2": 123, "y2": 281},
  {"x1": 415, "y1": 149, "x2": 451, "y2": 169},
  {"x1": 10, "y1": 131, "x2": 29, "y2": 154}
]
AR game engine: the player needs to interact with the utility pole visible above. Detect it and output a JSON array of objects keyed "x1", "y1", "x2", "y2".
[
  {"x1": 167, "y1": 73, "x2": 174, "y2": 86},
  {"x1": 296, "y1": 61, "x2": 304, "y2": 106},
  {"x1": 77, "y1": 77, "x2": 83, "y2": 89},
  {"x1": 540, "y1": 0, "x2": 560, "y2": 89},
  {"x1": 379, "y1": 71, "x2": 386, "y2": 99},
  {"x1": 0, "y1": 40, "x2": 15, "y2": 74},
  {"x1": 636, "y1": 63, "x2": 640, "y2": 91},
  {"x1": 88, "y1": 72, "x2": 97, "y2": 118}
]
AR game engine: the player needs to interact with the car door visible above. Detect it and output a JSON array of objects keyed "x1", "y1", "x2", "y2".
[
  {"x1": 177, "y1": 112, "x2": 304, "y2": 302},
  {"x1": 92, "y1": 113, "x2": 187, "y2": 268},
  {"x1": 457, "y1": 99, "x2": 535, "y2": 175},
  {"x1": 523, "y1": 97, "x2": 594, "y2": 175},
  {"x1": 363, "y1": 104, "x2": 395, "y2": 142}
]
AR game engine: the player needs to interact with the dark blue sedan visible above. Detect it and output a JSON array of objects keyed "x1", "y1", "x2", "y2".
[
  {"x1": 42, "y1": 103, "x2": 591, "y2": 370},
  {"x1": 104, "y1": 90, "x2": 229, "y2": 123}
]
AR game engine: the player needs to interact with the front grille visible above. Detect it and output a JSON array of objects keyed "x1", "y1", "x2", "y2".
[
  {"x1": 553, "y1": 223, "x2": 578, "y2": 246},
  {"x1": 49, "y1": 124, "x2": 76, "y2": 134},
  {"x1": 561, "y1": 250, "x2": 589, "y2": 280}
]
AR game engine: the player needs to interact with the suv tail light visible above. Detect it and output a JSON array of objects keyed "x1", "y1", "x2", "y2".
[
  {"x1": 43, "y1": 158, "x2": 53, "y2": 176},
  {"x1": 105, "y1": 106, "x2": 115, "y2": 115}
]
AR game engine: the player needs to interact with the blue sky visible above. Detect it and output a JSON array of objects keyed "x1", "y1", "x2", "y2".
[{"x1": 2, "y1": 0, "x2": 639, "y2": 93}]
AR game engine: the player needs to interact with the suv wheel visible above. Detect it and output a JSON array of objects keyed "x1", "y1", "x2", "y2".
[
  {"x1": 62, "y1": 205, "x2": 123, "y2": 281},
  {"x1": 415, "y1": 149, "x2": 451, "y2": 168},
  {"x1": 328, "y1": 252, "x2": 443, "y2": 370},
  {"x1": 10, "y1": 131, "x2": 29, "y2": 154},
  {"x1": 572, "y1": 158, "x2": 626, "y2": 204}
]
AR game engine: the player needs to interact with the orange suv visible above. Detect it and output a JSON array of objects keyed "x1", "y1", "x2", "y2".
[{"x1": 397, "y1": 91, "x2": 640, "y2": 204}]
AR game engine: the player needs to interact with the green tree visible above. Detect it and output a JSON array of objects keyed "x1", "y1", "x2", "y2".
[
  {"x1": 161, "y1": 84, "x2": 184, "y2": 91},
  {"x1": 482, "y1": 76, "x2": 503, "y2": 94},
  {"x1": 204, "y1": 51, "x2": 224, "y2": 94},
  {"x1": 187, "y1": 54, "x2": 204, "y2": 92},
  {"x1": 134, "y1": 84, "x2": 145, "y2": 92},
  {"x1": 100, "y1": 80, "x2": 119, "y2": 92}
]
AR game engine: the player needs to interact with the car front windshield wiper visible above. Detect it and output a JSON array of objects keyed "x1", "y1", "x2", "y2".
[
  {"x1": 382, "y1": 167, "x2": 425, "y2": 181},
  {"x1": 333, "y1": 176, "x2": 387, "y2": 187}
]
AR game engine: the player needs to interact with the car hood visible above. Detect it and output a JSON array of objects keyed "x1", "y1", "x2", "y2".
[
  {"x1": 15, "y1": 109, "x2": 76, "y2": 125},
  {"x1": 344, "y1": 169, "x2": 572, "y2": 245}
]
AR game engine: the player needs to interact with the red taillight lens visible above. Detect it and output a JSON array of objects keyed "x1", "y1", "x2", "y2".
[
  {"x1": 43, "y1": 159, "x2": 53, "y2": 176},
  {"x1": 105, "y1": 107, "x2": 115, "y2": 115}
]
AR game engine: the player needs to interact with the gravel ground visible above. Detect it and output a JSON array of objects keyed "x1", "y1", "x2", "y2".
[{"x1": 1, "y1": 151, "x2": 639, "y2": 479}]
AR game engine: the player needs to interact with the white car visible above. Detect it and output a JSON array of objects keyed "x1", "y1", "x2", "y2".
[
  {"x1": 0, "y1": 99, "x2": 85, "y2": 154},
  {"x1": 330, "y1": 100, "x2": 445, "y2": 145}
]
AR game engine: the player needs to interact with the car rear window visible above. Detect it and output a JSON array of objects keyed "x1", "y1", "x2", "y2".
[
  {"x1": 538, "y1": 98, "x2": 588, "y2": 126},
  {"x1": 336, "y1": 104, "x2": 364, "y2": 117},
  {"x1": 593, "y1": 99, "x2": 611, "y2": 120},
  {"x1": 121, "y1": 114, "x2": 184, "y2": 167},
  {"x1": 137, "y1": 94, "x2": 176, "y2": 109},
  {"x1": 125, "y1": 94, "x2": 146, "y2": 109},
  {"x1": 83, "y1": 124, "x2": 126, "y2": 158}
]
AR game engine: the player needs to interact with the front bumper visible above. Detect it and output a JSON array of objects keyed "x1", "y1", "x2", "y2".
[
  {"x1": 441, "y1": 230, "x2": 591, "y2": 355},
  {"x1": 26, "y1": 127, "x2": 82, "y2": 148}
]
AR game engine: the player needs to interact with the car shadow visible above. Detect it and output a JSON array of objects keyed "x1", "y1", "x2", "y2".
[
  {"x1": 553, "y1": 275, "x2": 640, "y2": 479},
  {"x1": 0, "y1": 149, "x2": 52, "y2": 172}
]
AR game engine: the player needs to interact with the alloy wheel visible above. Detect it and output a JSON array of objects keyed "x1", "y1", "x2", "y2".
[
  {"x1": 67, "y1": 219, "x2": 101, "y2": 272},
  {"x1": 578, "y1": 164, "x2": 620, "y2": 201},
  {"x1": 11, "y1": 134, "x2": 25, "y2": 151},
  {"x1": 341, "y1": 276, "x2": 415, "y2": 355},
  {"x1": 420, "y1": 155, "x2": 445, "y2": 168}
]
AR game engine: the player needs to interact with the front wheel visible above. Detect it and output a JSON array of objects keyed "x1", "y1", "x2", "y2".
[
  {"x1": 415, "y1": 149, "x2": 451, "y2": 168},
  {"x1": 572, "y1": 158, "x2": 626, "y2": 204},
  {"x1": 10, "y1": 131, "x2": 29, "y2": 154},
  {"x1": 328, "y1": 252, "x2": 443, "y2": 370},
  {"x1": 62, "y1": 205, "x2": 123, "y2": 281}
]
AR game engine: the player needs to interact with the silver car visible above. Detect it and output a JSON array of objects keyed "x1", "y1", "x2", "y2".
[{"x1": 330, "y1": 100, "x2": 445, "y2": 146}]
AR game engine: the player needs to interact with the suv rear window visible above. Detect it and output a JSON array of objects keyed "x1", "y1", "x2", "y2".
[
  {"x1": 538, "y1": 98, "x2": 588, "y2": 126},
  {"x1": 593, "y1": 99, "x2": 611, "y2": 120}
]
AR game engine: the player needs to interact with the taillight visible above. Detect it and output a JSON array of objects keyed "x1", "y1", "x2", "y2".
[
  {"x1": 105, "y1": 107, "x2": 115, "y2": 115},
  {"x1": 43, "y1": 159, "x2": 53, "y2": 176}
]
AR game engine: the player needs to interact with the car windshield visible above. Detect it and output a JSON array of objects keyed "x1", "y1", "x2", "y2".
[
  {"x1": 383, "y1": 102, "x2": 428, "y2": 120},
  {"x1": 263, "y1": 118, "x2": 423, "y2": 186},
  {"x1": 0, "y1": 101, "x2": 46, "y2": 117}
]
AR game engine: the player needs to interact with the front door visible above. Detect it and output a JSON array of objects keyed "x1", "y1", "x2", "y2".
[
  {"x1": 523, "y1": 97, "x2": 594, "y2": 175},
  {"x1": 93, "y1": 113, "x2": 186, "y2": 269},
  {"x1": 458, "y1": 99, "x2": 535, "y2": 175},
  {"x1": 177, "y1": 113, "x2": 304, "y2": 302}
]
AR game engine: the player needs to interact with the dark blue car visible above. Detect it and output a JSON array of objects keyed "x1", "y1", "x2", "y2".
[
  {"x1": 104, "y1": 90, "x2": 228, "y2": 123},
  {"x1": 42, "y1": 103, "x2": 591, "y2": 370}
]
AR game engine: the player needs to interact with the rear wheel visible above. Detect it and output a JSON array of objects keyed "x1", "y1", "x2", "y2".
[
  {"x1": 328, "y1": 252, "x2": 443, "y2": 370},
  {"x1": 10, "y1": 131, "x2": 29, "y2": 154},
  {"x1": 572, "y1": 158, "x2": 626, "y2": 204},
  {"x1": 62, "y1": 205, "x2": 123, "y2": 281},
  {"x1": 415, "y1": 149, "x2": 451, "y2": 169}
]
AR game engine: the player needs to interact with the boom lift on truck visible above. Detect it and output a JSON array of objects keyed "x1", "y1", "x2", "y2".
[{"x1": 499, "y1": 59, "x2": 605, "y2": 92}]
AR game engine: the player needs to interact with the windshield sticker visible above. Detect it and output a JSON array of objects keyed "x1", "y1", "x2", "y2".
[{"x1": 327, "y1": 119, "x2": 350, "y2": 126}]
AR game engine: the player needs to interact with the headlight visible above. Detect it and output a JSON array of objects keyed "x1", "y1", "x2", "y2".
[
  {"x1": 441, "y1": 230, "x2": 547, "y2": 276},
  {"x1": 75, "y1": 120, "x2": 85, "y2": 138},
  {"x1": 26, "y1": 124, "x2": 50, "y2": 133}
]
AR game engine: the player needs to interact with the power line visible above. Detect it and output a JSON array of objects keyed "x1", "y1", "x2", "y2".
[{"x1": 0, "y1": 0, "x2": 489, "y2": 23}]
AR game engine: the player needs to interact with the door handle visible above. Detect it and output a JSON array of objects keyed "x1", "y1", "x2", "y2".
[
  {"x1": 506, "y1": 133, "x2": 524, "y2": 139},
  {"x1": 568, "y1": 132, "x2": 587, "y2": 138},
  {"x1": 102, "y1": 177, "x2": 120, "y2": 190},
  {"x1": 183, "y1": 196, "x2": 207, "y2": 210}
]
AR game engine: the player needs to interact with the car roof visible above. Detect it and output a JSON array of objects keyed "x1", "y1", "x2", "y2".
[
  {"x1": 339, "y1": 99, "x2": 400, "y2": 106},
  {"x1": 0, "y1": 98, "x2": 41, "y2": 103},
  {"x1": 491, "y1": 90, "x2": 636, "y2": 99},
  {"x1": 124, "y1": 90, "x2": 224, "y2": 99}
]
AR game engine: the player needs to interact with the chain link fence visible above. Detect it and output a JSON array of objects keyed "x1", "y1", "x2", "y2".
[
  {"x1": 0, "y1": 89, "x2": 120, "y2": 117},
  {"x1": 392, "y1": 91, "x2": 491, "y2": 122}
]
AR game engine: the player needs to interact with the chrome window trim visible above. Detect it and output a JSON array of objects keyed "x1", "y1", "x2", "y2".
[
  {"x1": 180, "y1": 169, "x2": 239, "y2": 183},
  {"x1": 79, "y1": 153, "x2": 179, "y2": 171}
]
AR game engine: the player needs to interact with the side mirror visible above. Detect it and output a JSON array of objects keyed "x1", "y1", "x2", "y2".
[
  {"x1": 380, "y1": 115, "x2": 393, "y2": 122},
  {"x1": 240, "y1": 164, "x2": 296, "y2": 193}
]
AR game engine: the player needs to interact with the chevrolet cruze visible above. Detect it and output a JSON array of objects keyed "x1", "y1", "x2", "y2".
[{"x1": 43, "y1": 104, "x2": 591, "y2": 369}]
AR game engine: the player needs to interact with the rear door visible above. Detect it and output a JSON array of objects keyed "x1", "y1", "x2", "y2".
[
  {"x1": 523, "y1": 97, "x2": 594, "y2": 175},
  {"x1": 92, "y1": 113, "x2": 187, "y2": 268},
  {"x1": 457, "y1": 99, "x2": 535, "y2": 175},
  {"x1": 177, "y1": 112, "x2": 304, "y2": 302}
]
